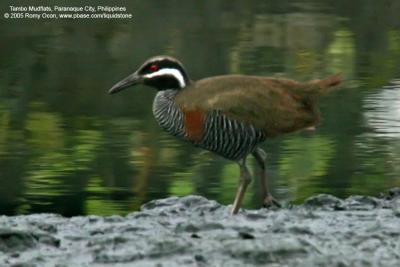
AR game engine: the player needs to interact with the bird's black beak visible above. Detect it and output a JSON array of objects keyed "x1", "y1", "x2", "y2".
[{"x1": 108, "y1": 72, "x2": 142, "y2": 95}]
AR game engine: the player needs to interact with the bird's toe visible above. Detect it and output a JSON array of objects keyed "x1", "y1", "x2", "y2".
[{"x1": 263, "y1": 195, "x2": 282, "y2": 209}]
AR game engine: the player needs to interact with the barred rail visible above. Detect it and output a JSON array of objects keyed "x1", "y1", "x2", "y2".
[{"x1": 153, "y1": 90, "x2": 266, "y2": 160}]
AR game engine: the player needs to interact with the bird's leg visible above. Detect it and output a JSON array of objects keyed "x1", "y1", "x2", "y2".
[
  {"x1": 252, "y1": 147, "x2": 281, "y2": 208},
  {"x1": 231, "y1": 158, "x2": 251, "y2": 215}
]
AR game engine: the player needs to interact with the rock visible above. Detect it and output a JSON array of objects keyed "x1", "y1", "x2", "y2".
[
  {"x1": 343, "y1": 195, "x2": 381, "y2": 210},
  {"x1": 0, "y1": 229, "x2": 37, "y2": 252},
  {"x1": 1, "y1": 189, "x2": 400, "y2": 266},
  {"x1": 385, "y1": 187, "x2": 400, "y2": 200},
  {"x1": 0, "y1": 229, "x2": 59, "y2": 253},
  {"x1": 303, "y1": 194, "x2": 345, "y2": 210},
  {"x1": 392, "y1": 198, "x2": 400, "y2": 217}
]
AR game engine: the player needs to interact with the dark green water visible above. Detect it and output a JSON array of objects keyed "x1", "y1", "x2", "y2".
[{"x1": 0, "y1": 0, "x2": 399, "y2": 216}]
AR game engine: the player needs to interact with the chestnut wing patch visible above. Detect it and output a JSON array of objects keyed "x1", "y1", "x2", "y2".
[{"x1": 182, "y1": 108, "x2": 204, "y2": 142}]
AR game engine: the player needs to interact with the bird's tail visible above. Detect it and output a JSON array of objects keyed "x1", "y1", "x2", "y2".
[
  {"x1": 294, "y1": 74, "x2": 343, "y2": 104},
  {"x1": 307, "y1": 73, "x2": 343, "y2": 95}
]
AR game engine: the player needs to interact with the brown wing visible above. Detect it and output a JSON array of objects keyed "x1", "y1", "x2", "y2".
[{"x1": 175, "y1": 75, "x2": 326, "y2": 137}]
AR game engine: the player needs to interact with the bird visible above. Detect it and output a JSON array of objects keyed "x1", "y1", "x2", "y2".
[{"x1": 108, "y1": 55, "x2": 342, "y2": 215}]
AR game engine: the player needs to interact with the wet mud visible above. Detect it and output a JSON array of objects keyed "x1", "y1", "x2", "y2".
[{"x1": 1, "y1": 188, "x2": 400, "y2": 267}]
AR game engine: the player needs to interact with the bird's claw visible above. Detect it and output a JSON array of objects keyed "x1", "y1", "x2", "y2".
[{"x1": 263, "y1": 195, "x2": 281, "y2": 209}]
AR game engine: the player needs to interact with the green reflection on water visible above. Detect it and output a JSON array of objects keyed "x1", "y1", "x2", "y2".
[
  {"x1": 0, "y1": 0, "x2": 400, "y2": 215},
  {"x1": 278, "y1": 135, "x2": 335, "y2": 201},
  {"x1": 326, "y1": 28, "x2": 355, "y2": 76}
]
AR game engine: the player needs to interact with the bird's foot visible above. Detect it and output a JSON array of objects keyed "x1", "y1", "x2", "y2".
[{"x1": 263, "y1": 195, "x2": 281, "y2": 209}]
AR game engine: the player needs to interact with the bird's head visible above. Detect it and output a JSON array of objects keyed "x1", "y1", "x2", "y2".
[{"x1": 108, "y1": 56, "x2": 190, "y2": 94}]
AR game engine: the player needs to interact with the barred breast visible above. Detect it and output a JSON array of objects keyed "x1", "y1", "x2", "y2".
[
  {"x1": 152, "y1": 90, "x2": 185, "y2": 139},
  {"x1": 152, "y1": 90, "x2": 266, "y2": 161}
]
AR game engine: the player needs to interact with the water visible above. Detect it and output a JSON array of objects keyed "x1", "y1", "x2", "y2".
[{"x1": 0, "y1": 0, "x2": 399, "y2": 216}]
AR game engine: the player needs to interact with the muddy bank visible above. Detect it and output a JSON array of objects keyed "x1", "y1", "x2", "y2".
[{"x1": 1, "y1": 189, "x2": 400, "y2": 267}]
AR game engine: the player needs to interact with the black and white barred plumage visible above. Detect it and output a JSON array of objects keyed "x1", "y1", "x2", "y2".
[{"x1": 153, "y1": 89, "x2": 266, "y2": 161}]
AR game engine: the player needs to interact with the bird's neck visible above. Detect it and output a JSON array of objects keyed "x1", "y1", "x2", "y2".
[{"x1": 152, "y1": 89, "x2": 184, "y2": 138}]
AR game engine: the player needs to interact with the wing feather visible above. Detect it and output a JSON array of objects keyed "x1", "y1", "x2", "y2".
[{"x1": 175, "y1": 75, "x2": 330, "y2": 137}]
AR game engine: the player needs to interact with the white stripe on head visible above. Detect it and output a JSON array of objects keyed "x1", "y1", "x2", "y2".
[{"x1": 144, "y1": 68, "x2": 186, "y2": 88}]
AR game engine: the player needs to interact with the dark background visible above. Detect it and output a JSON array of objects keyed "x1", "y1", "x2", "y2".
[{"x1": 0, "y1": 0, "x2": 399, "y2": 215}]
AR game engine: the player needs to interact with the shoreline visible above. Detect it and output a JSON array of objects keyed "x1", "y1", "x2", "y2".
[{"x1": 1, "y1": 188, "x2": 400, "y2": 266}]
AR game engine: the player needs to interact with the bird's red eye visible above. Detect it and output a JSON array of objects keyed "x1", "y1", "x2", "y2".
[{"x1": 149, "y1": 64, "x2": 158, "y2": 72}]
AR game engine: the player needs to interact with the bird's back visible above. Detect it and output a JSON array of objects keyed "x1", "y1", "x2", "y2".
[{"x1": 175, "y1": 74, "x2": 341, "y2": 137}]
